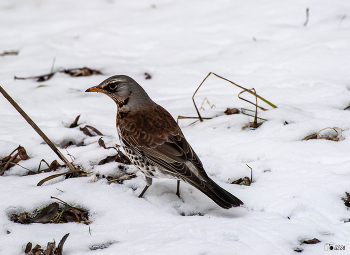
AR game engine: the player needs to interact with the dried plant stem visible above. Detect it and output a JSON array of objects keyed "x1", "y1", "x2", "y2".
[
  {"x1": 304, "y1": 8, "x2": 309, "y2": 27},
  {"x1": 107, "y1": 173, "x2": 136, "y2": 183},
  {"x1": 238, "y1": 89, "x2": 267, "y2": 111},
  {"x1": 193, "y1": 72, "x2": 277, "y2": 122},
  {"x1": 176, "y1": 116, "x2": 212, "y2": 124},
  {"x1": 0, "y1": 86, "x2": 77, "y2": 174}
]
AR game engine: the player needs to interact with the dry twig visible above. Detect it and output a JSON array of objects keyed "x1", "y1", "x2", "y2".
[{"x1": 0, "y1": 86, "x2": 78, "y2": 175}]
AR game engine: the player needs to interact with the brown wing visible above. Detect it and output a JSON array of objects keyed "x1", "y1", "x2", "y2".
[
  {"x1": 118, "y1": 104, "x2": 208, "y2": 180},
  {"x1": 118, "y1": 104, "x2": 244, "y2": 208}
]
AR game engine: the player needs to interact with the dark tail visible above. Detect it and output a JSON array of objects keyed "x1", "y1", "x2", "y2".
[{"x1": 188, "y1": 178, "x2": 244, "y2": 209}]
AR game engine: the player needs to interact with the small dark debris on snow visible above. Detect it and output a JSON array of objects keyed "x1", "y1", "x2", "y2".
[
  {"x1": 224, "y1": 108, "x2": 240, "y2": 115},
  {"x1": 342, "y1": 192, "x2": 350, "y2": 207},
  {"x1": 90, "y1": 241, "x2": 117, "y2": 251},
  {"x1": 344, "y1": 105, "x2": 350, "y2": 110},
  {"x1": 0, "y1": 145, "x2": 30, "y2": 176},
  {"x1": 62, "y1": 67, "x2": 103, "y2": 77},
  {"x1": 0, "y1": 50, "x2": 18, "y2": 56},
  {"x1": 24, "y1": 233, "x2": 69, "y2": 255},
  {"x1": 302, "y1": 238, "x2": 321, "y2": 244},
  {"x1": 294, "y1": 247, "x2": 303, "y2": 252},
  {"x1": 144, "y1": 72, "x2": 152, "y2": 79},
  {"x1": 69, "y1": 115, "x2": 81, "y2": 128},
  {"x1": 179, "y1": 212, "x2": 205, "y2": 217},
  {"x1": 231, "y1": 177, "x2": 251, "y2": 186},
  {"x1": 12, "y1": 199, "x2": 90, "y2": 225}
]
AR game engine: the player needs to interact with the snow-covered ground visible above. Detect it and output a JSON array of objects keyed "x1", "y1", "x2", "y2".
[{"x1": 1, "y1": 0, "x2": 350, "y2": 254}]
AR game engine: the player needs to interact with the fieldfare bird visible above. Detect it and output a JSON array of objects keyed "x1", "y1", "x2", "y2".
[{"x1": 86, "y1": 75, "x2": 243, "y2": 209}]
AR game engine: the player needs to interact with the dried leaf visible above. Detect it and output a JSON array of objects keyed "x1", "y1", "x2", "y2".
[
  {"x1": 302, "y1": 127, "x2": 342, "y2": 141},
  {"x1": 242, "y1": 122, "x2": 263, "y2": 130},
  {"x1": 25, "y1": 242, "x2": 32, "y2": 253},
  {"x1": 98, "y1": 137, "x2": 107, "y2": 149},
  {"x1": 85, "y1": 125, "x2": 103, "y2": 136},
  {"x1": 56, "y1": 233, "x2": 70, "y2": 255},
  {"x1": 18, "y1": 146, "x2": 30, "y2": 160},
  {"x1": 45, "y1": 241, "x2": 55, "y2": 255},
  {"x1": 49, "y1": 160, "x2": 62, "y2": 171},
  {"x1": 32, "y1": 203, "x2": 59, "y2": 223},
  {"x1": 303, "y1": 238, "x2": 321, "y2": 244},
  {"x1": 69, "y1": 115, "x2": 81, "y2": 128},
  {"x1": 98, "y1": 155, "x2": 119, "y2": 165},
  {"x1": 11, "y1": 212, "x2": 32, "y2": 224},
  {"x1": 231, "y1": 177, "x2": 251, "y2": 186},
  {"x1": 231, "y1": 178, "x2": 243, "y2": 184},
  {"x1": 80, "y1": 126, "x2": 93, "y2": 136},
  {"x1": 63, "y1": 141, "x2": 74, "y2": 149},
  {"x1": 224, "y1": 108, "x2": 240, "y2": 115},
  {"x1": 144, "y1": 72, "x2": 152, "y2": 79},
  {"x1": 63, "y1": 67, "x2": 102, "y2": 77},
  {"x1": 98, "y1": 150, "x2": 131, "y2": 165}
]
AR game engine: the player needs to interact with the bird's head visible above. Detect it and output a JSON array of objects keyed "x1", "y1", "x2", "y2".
[{"x1": 86, "y1": 75, "x2": 153, "y2": 109}]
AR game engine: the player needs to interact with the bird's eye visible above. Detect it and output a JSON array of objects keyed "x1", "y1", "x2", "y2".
[{"x1": 108, "y1": 83, "x2": 118, "y2": 91}]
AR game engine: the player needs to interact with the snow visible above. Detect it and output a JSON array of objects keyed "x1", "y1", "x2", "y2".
[{"x1": 1, "y1": 0, "x2": 350, "y2": 254}]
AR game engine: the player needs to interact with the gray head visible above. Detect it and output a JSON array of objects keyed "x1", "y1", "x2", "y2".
[{"x1": 86, "y1": 75, "x2": 154, "y2": 110}]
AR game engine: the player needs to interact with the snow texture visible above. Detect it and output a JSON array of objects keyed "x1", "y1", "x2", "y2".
[{"x1": 1, "y1": 0, "x2": 350, "y2": 254}]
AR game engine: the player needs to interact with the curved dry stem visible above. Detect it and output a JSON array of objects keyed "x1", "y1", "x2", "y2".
[{"x1": 192, "y1": 72, "x2": 277, "y2": 121}]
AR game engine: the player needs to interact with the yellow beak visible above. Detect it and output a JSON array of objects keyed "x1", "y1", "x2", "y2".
[{"x1": 85, "y1": 86, "x2": 103, "y2": 92}]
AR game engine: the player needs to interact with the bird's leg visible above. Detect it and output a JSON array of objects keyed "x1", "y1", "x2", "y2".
[
  {"x1": 176, "y1": 180, "x2": 181, "y2": 198},
  {"x1": 138, "y1": 177, "x2": 152, "y2": 198}
]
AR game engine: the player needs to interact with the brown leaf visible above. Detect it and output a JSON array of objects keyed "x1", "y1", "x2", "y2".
[
  {"x1": 12, "y1": 212, "x2": 32, "y2": 224},
  {"x1": 63, "y1": 141, "x2": 74, "y2": 149},
  {"x1": 69, "y1": 115, "x2": 81, "y2": 128},
  {"x1": 98, "y1": 150, "x2": 131, "y2": 165},
  {"x1": 80, "y1": 126, "x2": 93, "y2": 136},
  {"x1": 56, "y1": 233, "x2": 70, "y2": 255},
  {"x1": 32, "y1": 203, "x2": 59, "y2": 223},
  {"x1": 144, "y1": 72, "x2": 152, "y2": 79},
  {"x1": 25, "y1": 242, "x2": 32, "y2": 253},
  {"x1": 45, "y1": 241, "x2": 55, "y2": 255},
  {"x1": 242, "y1": 122, "x2": 263, "y2": 130},
  {"x1": 98, "y1": 155, "x2": 118, "y2": 165},
  {"x1": 32, "y1": 244, "x2": 42, "y2": 252},
  {"x1": 63, "y1": 67, "x2": 102, "y2": 77},
  {"x1": 85, "y1": 125, "x2": 103, "y2": 136},
  {"x1": 231, "y1": 177, "x2": 251, "y2": 186},
  {"x1": 18, "y1": 146, "x2": 30, "y2": 160},
  {"x1": 98, "y1": 137, "x2": 107, "y2": 149},
  {"x1": 303, "y1": 238, "x2": 321, "y2": 244},
  {"x1": 224, "y1": 108, "x2": 240, "y2": 115},
  {"x1": 49, "y1": 160, "x2": 62, "y2": 171},
  {"x1": 231, "y1": 178, "x2": 243, "y2": 184}
]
